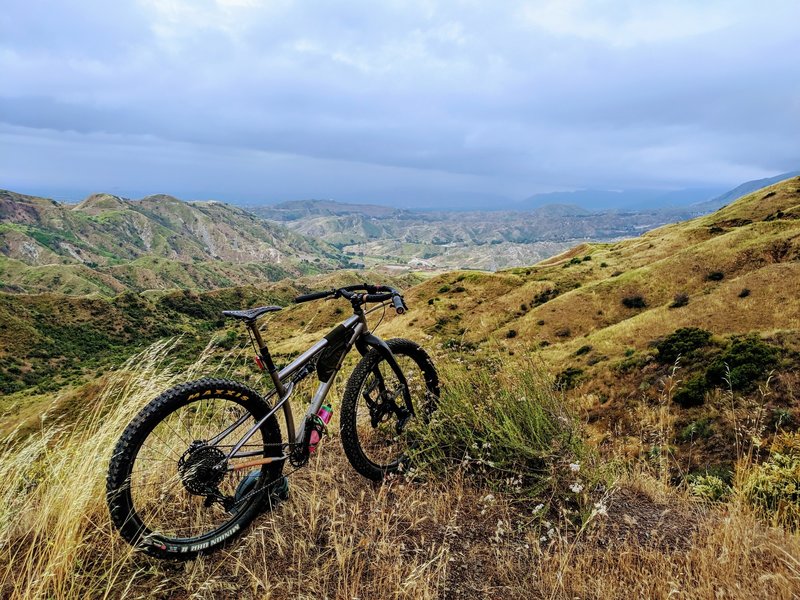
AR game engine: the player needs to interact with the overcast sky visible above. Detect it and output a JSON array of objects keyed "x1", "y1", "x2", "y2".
[{"x1": 1, "y1": 0, "x2": 799, "y2": 206}]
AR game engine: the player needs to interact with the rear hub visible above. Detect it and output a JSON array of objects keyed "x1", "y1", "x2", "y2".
[{"x1": 178, "y1": 443, "x2": 227, "y2": 496}]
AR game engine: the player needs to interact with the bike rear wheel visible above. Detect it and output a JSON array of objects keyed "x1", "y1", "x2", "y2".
[
  {"x1": 106, "y1": 378, "x2": 283, "y2": 559},
  {"x1": 340, "y1": 338, "x2": 439, "y2": 481}
]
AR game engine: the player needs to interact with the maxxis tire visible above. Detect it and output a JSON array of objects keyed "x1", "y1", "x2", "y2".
[
  {"x1": 340, "y1": 338, "x2": 439, "y2": 481},
  {"x1": 106, "y1": 378, "x2": 282, "y2": 559}
]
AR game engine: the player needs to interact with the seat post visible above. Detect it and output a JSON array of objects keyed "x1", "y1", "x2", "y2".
[{"x1": 247, "y1": 321, "x2": 286, "y2": 397}]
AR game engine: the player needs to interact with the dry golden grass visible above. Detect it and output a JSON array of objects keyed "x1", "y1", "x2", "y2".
[
  {"x1": 2, "y1": 178, "x2": 800, "y2": 598},
  {"x1": 1, "y1": 342, "x2": 799, "y2": 599}
]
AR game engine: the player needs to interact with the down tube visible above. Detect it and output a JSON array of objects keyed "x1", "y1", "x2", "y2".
[{"x1": 295, "y1": 322, "x2": 364, "y2": 444}]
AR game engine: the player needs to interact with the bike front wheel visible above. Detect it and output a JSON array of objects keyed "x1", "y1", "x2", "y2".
[
  {"x1": 340, "y1": 338, "x2": 439, "y2": 481},
  {"x1": 106, "y1": 378, "x2": 283, "y2": 559}
]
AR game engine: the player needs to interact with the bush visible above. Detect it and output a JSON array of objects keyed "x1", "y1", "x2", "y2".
[
  {"x1": 705, "y1": 335, "x2": 779, "y2": 391},
  {"x1": 410, "y1": 366, "x2": 584, "y2": 496},
  {"x1": 669, "y1": 292, "x2": 689, "y2": 308},
  {"x1": 655, "y1": 327, "x2": 712, "y2": 364},
  {"x1": 555, "y1": 327, "x2": 571, "y2": 338},
  {"x1": 438, "y1": 284, "x2": 450, "y2": 293},
  {"x1": 679, "y1": 417, "x2": 713, "y2": 441},
  {"x1": 706, "y1": 271, "x2": 725, "y2": 281},
  {"x1": 622, "y1": 295, "x2": 647, "y2": 309},
  {"x1": 506, "y1": 329, "x2": 518, "y2": 339},
  {"x1": 555, "y1": 367, "x2": 584, "y2": 390},
  {"x1": 740, "y1": 453, "x2": 800, "y2": 529},
  {"x1": 688, "y1": 473, "x2": 731, "y2": 503},
  {"x1": 738, "y1": 288, "x2": 751, "y2": 298},
  {"x1": 673, "y1": 375, "x2": 709, "y2": 408},
  {"x1": 770, "y1": 408, "x2": 795, "y2": 430},
  {"x1": 532, "y1": 287, "x2": 560, "y2": 307},
  {"x1": 575, "y1": 345, "x2": 592, "y2": 356}
]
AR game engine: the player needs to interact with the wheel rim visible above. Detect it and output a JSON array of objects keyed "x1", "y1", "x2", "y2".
[
  {"x1": 125, "y1": 396, "x2": 271, "y2": 544},
  {"x1": 353, "y1": 353, "x2": 433, "y2": 471}
]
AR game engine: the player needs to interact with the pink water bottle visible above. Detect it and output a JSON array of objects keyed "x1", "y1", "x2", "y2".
[{"x1": 309, "y1": 403, "x2": 333, "y2": 453}]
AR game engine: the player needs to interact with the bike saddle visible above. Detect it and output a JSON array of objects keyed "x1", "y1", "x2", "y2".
[{"x1": 221, "y1": 306, "x2": 283, "y2": 322}]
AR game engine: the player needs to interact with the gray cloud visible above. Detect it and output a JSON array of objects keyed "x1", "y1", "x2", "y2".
[{"x1": 1, "y1": 0, "x2": 799, "y2": 205}]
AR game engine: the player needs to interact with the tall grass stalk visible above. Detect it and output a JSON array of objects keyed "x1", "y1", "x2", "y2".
[{"x1": 0, "y1": 339, "x2": 214, "y2": 599}]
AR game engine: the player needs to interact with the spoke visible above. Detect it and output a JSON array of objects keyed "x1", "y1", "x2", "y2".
[{"x1": 128, "y1": 395, "x2": 270, "y2": 540}]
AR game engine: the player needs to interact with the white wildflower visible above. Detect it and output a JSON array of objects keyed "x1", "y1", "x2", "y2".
[
  {"x1": 569, "y1": 462, "x2": 580, "y2": 473},
  {"x1": 570, "y1": 482, "x2": 584, "y2": 494}
]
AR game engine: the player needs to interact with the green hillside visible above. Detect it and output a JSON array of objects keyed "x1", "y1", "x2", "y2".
[
  {"x1": 1, "y1": 178, "x2": 800, "y2": 600},
  {"x1": 0, "y1": 190, "x2": 353, "y2": 294}
]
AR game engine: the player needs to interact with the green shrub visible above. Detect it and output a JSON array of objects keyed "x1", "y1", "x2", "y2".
[
  {"x1": 770, "y1": 408, "x2": 796, "y2": 430},
  {"x1": 740, "y1": 453, "x2": 800, "y2": 528},
  {"x1": 655, "y1": 327, "x2": 712, "y2": 364},
  {"x1": 679, "y1": 417, "x2": 713, "y2": 441},
  {"x1": 621, "y1": 295, "x2": 647, "y2": 309},
  {"x1": 688, "y1": 473, "x2": 731, "y2": 503},
  {"x1": 706, "y1": 271, "x2": 725, "y2": 281},
  {"x1": 505, "y1": 329, "x2": 518, "y2": 339},
  {"x1": 555, "y1": 367, "x2": 584, "y2": 390},
  {"x1": 532, "y1": 287, "x2": 560, "y2": 307},
  {"x1": 673, "y1": 375, "x2": 709, "y2": 408},
  {"x1": 705, "y1": 335, "x2": 779, "y2": 391},
  {"x1": 575, "y1": 345, "x2": 592, "y2": 356},
  {"x1": 738, "y1": 288, "x2": 751, "y2": 298},
  {"x1": 438, "y1": 284, "x2": 451, "y2": 293}
]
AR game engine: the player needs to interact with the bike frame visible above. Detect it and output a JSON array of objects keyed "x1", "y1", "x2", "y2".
[{"x1": 209, "y1": 307, "x2": 411, "y2": 472}]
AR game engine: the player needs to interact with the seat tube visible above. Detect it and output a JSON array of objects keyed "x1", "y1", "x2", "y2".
[{"x1": 248, "y1": 322, "x2": 287, "y2": 397}]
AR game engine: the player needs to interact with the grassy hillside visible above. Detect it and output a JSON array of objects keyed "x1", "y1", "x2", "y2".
[
  {"x1": 253, "y1": 176, "x2": 800, "y2": 473},
  {"x1": 1, "y1": 177, "x2": 799, "y2": 598},
  {"x1": 0, "y1": 190, "x2": 353, "y2": 294}
]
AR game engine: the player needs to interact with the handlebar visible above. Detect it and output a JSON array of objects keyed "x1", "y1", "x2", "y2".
[
  {"x1": 294, "y1": 289, "x2": 334, "y2": 303},
  {"x1": 294, "y1": 283, "x2": 407, "y2": 314}
]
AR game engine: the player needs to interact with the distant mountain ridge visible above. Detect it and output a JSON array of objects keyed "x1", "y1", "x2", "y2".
[
  {"x1": 689, "y1": 171, "x2": 800, "y2": 213},
  {"x1": 0, "y1": 190, "x2": 350, "y2": 295}
]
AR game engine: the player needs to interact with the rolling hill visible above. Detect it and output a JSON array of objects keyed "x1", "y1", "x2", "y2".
[
  {"x1": 259, "y1": 175, "x2": 800, "y2": 471},
  {"x1": 0, "y1": 190, "x2": 352, "y2": 294},
  {"x1": 2, "y1": 177, "x2": 799, "y2": 600},
  {"x1": 253, "y1": 200, "x2": 692, "y2": 270}
]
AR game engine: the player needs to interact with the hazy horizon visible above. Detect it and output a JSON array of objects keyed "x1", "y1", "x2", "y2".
[{"x1": 2, "y1": 1, "x2": 799, "y2": 207}]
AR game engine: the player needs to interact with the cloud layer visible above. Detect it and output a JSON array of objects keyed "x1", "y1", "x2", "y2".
[{"x1": 1, "y1": 0, "x2": 799, "y2": 204}]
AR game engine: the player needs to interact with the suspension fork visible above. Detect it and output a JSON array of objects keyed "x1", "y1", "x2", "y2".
[{"x1": 356, "y1": 334, "x2": 414, "y2": 417}]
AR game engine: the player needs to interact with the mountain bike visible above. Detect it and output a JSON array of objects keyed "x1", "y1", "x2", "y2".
[{"x1": 106, "y1": 284, "x2": 439, "y2": 559}]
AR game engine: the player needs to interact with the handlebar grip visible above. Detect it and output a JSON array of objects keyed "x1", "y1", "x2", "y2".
[
  {"x1": 294, "y1": 289, "x2": 333, "y2": 303},
  {"x1": 391, "y1": 294, "x2": 406, "y2": 314}
]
